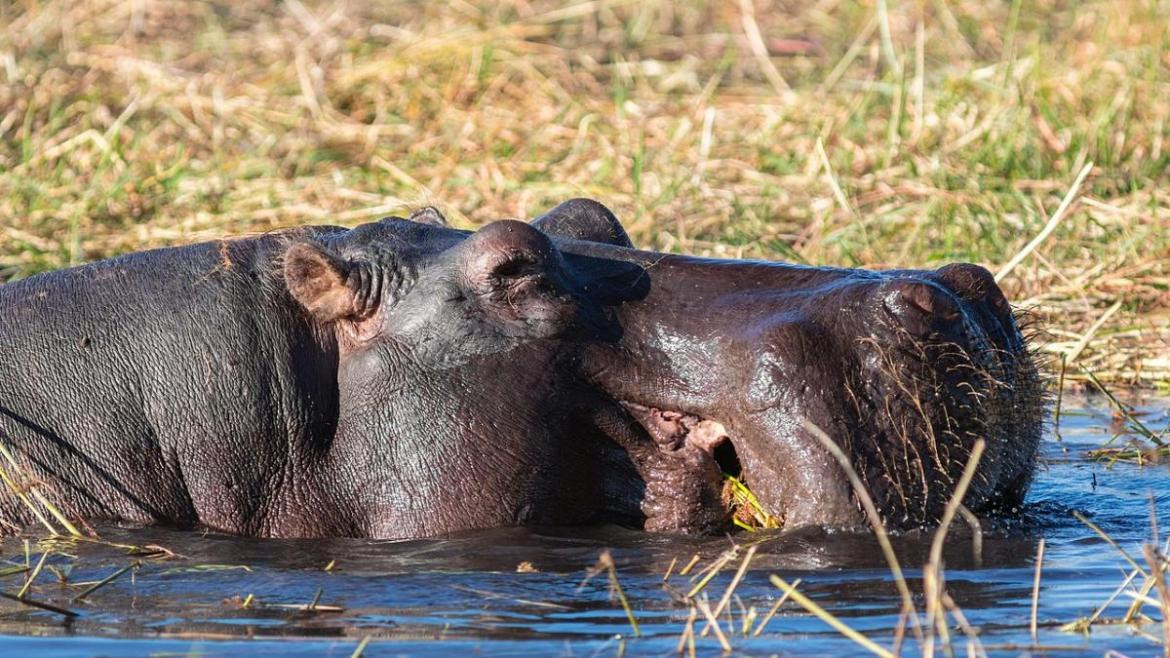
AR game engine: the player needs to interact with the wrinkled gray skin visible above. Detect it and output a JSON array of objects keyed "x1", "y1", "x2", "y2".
[{"x1": 0, "y1": 199, "x2": 1043, "y2": 537}]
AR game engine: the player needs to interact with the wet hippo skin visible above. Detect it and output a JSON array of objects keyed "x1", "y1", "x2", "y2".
[
  {"x1": 0, "y1": 200, "x2": 1043, "y2": 538},
  {"x1": 539, "y1": 201, "x2": 1043, "y2": 532}
]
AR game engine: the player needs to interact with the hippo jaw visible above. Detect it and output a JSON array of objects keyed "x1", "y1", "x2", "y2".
[{"x1": 608, "y1": 400, "x2": 843, "y2": 534}]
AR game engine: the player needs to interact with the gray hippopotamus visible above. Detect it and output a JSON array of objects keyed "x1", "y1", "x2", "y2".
[{"x1": 0, "y1": 199, "x2": 1043, "y2": 538}]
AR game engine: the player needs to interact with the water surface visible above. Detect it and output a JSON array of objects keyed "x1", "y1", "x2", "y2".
[{"x1": 1, "y1": 394, "x2": 1168, "y2": 656}]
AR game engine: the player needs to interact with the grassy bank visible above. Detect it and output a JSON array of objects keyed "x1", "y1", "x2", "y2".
[{"x1": 1, "y1": 0, "x2": 1167, "y2": 384}]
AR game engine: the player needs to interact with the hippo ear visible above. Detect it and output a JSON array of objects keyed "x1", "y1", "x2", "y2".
[
  {"x1": 530, "y1": 198, "x2": 634, "y2": 248},
  {"x1": 284, "y1": 243, "x2": 360, "y2": 322},
  {"x1": 462, "y1": 220, "x2": 577, "y2": 337}
]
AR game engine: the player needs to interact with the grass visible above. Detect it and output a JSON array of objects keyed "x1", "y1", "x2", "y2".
[
  {"x1": 722, "y1": 474, "x2": 782, "y2": 531},
  {"x1": 0, "y1": 0, "x2": 1167, "y2": 384}
]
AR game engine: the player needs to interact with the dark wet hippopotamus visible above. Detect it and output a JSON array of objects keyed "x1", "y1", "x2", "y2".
[{"x1": 0, "y1": 199, "x2": 1043, "y2": 538}]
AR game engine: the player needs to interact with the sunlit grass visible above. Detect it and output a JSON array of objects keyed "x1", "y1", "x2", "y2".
[{"x1": 0, "y1": 0, "x2": 1167, "y2": 382}]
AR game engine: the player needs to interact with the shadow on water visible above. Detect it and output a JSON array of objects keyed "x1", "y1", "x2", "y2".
[{"x1": 1, "y1": 394, "x2": 1169, "y2": 656}]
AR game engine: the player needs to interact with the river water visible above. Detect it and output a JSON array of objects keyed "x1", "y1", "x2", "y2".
[{"x1": 1, "y1": 394, "x2": 1167, "y2": 656}]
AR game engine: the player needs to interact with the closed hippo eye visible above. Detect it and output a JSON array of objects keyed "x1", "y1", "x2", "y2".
[{"x1": 489, "y1": 254, "x2": 537, "y2": 279}]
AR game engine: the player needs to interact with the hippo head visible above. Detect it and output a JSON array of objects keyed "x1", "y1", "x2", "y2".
[
  {"x1": 531, "y1": 199, "x2": 1045, "y2": 533},
  {"x1": 281, "y1": 214, "x2": 648, "y2": 537}
]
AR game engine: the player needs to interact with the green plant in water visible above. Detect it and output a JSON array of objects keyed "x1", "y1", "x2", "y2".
[{"x1": 723, "y1": 475, "x2": 782, "y2": 531}]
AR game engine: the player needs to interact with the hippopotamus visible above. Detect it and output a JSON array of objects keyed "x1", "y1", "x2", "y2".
[{"x1": 0, "y1": 199, "x2": 1043, "y2": 538}]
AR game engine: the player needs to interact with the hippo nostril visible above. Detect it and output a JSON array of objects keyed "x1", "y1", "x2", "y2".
[
  {"x1": 884, "y1": 280, "x2": 961, "y2": 326},
  {"x1": 935, "y1": 263, "x2": 1010, "y2": 316},
  {"x1": 901, "y1": 282, "x2": 939, "y2": 315}
]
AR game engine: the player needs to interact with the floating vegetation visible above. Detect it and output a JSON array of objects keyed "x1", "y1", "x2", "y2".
[
  {"x1": 1058, "y1": 507, "x2": 1170, "y2": 649},
  {"x1": 223, "y1": 593, "x2": 345, "y2": 614},
  {"x1": 1083, "y1": 369, "x2": 1170, "y2": 465},
  {"x1": 73, "y1": 563, "x2": 136, "y2": 602},
  {"x1": 158, "y1": 564, "x2": 254, "y2": 576}
]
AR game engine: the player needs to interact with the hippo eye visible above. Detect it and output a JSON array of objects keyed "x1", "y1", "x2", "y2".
[{"x1": 492, "y1": 255, "x2": 539, "y2": 279}]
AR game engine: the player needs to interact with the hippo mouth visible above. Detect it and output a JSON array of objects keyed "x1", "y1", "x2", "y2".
[{"x1": 618, "y1": 402, "x2": 781, "y2": 533}]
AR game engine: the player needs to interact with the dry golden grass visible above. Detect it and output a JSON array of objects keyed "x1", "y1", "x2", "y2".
[{"x1": 1, "y1": 0, "x2": 1168, "y2": 383}]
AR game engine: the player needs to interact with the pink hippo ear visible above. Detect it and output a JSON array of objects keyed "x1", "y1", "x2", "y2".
[
  {"x1": 284, "y1": 242, "x2": 359, "y2": 322},
  {"x1": 460, "y1": 220, "x2": 578, "y2": 338}
]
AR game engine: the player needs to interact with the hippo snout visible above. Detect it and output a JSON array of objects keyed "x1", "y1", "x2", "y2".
[{"x1": 582, "y1": 252, "x2": 1043, "y2": 534}]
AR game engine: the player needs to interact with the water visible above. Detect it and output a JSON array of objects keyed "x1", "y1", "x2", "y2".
[{"x1": 1, "y1": 395, "x2": 1168, "y2": 656}]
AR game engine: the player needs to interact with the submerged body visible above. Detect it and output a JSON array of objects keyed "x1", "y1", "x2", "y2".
[{"x1": 0, "y1": 200, "x2": 1043, "y2": 537}]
